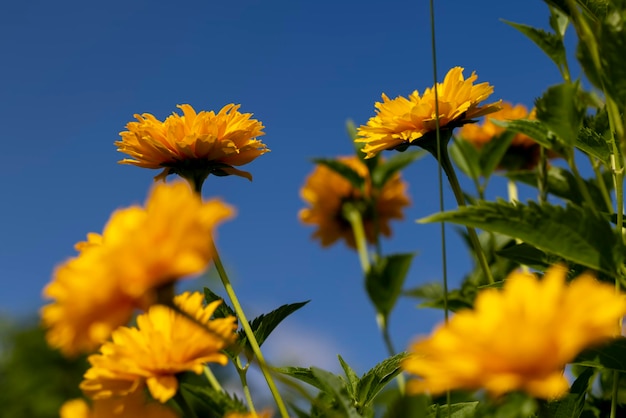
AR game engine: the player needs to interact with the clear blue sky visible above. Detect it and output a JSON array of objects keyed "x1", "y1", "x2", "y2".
[{"x1": 1, "y1": 1, "x2": 567, "y2": 372}]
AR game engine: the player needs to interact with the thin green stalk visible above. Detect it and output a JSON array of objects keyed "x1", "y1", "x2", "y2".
[
  {"x1": 233, "y1": 356, "x2": 257, "y2": 415},
  {"x1": 344, "y1": 205, "x2": 371, "y2": 273},
  {"x1": 589, "y1": 156, "x2": 613, "y2": 213},
  {"x1": 185, "y1": 175, "x2": 289, "y2": 417},
  {"x1": 428, "y1": 0, "x2": 451, "y2": 415},
  {"x1": 203, "y1": 366, "x2": 224, "y2": 393},
  {"x1": 567, "y1": 152, "x2": 600, "y2": 215},
  {"x1": 376, "y1": 313, "x2": 406, "y2": 394},
  {"x1": 538, "y1": 147, "x2": 548, "y2": 204},
  {"x1": 211, "y1": 242, "x2": 290, "y2": 418},
  {"x1": 437, "y1": 147, "x2": 495, "y2": 285}
]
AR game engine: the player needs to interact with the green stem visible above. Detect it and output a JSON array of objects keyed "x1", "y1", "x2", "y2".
[
  {"x1": 233, "y1": 356, "x2": 257, "y2": 415},
  {"x1": 344, "y1": 204, "x2": 371, "y2": 273},
  {"x1": 436, "y1": 144, "x2": 495, "y2": 285},
  {"x1": 589, "y1": 156, "x2": 613, "y2": 213},
  {"x1": 376, "y1": 313, "x2": 406, "y2": 394},
  {"x1": 211, "y1": 242, "x2": 290, "y2": 418},
  {"x1": 538, "y1": 147, "x2": 548, "y2": 204},
  {"x1": 203, "y1": 366, "x2": 224, "y2": 393}
]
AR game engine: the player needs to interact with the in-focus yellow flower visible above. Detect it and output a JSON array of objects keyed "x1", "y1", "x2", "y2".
[
  {"x1": 457, "y1": 102, "x2": 547, "y2": 170},
  {"x1": 357, "y1": 67, "x2": 501, "y2": 158},
  {"x1": 41, "y1": 181, "x2": 234, "y2": 356},
  {"x1": 116, "y1": 104, "x2": 268, "y2": 182},
  {"x1": 80, "y1": 291, "x2": 238, "y2": 403},
  {"x1": 403, "y1": 265, "x2": 626, "y2": 399},
  {"x1": 60, "y1": 390, "x2": 179, "y2": 418},
  {"x1": 299, "y1": 156, "x2": 410, "y2": 248}
]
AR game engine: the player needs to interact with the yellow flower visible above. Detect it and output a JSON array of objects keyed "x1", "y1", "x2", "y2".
[
  {"x1": 299, "y1": 156, "x2": 410, "y2": 248},
  {"x1": 224, "y1": 411, "x2": 272, "y2": 418},
  {"x1": 457, "y1": 102, "x2": 548, "y2": 170},
  {"x1": 403, "y1": 265, "x2": 626, "y2": 399},
  {"x1": 60, "y1": 391, "x2": 179, "y2": 418},
  {"x1": 116, "y1": 104, "x2": 268, "y2": 182},
  {"x1": 80, "y1": 291, "x2": 238, "y2": 403},
  {"x1": 356, "y1": 67, "x2": 501, "y2": 158},
  {"x1": 41, "y1": 181, "x2": 234, "y2": 356}
]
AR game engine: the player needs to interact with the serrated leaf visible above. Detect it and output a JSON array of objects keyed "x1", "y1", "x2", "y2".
[
  {"x1": 365, "y1": 253, "x2": 415, "y2": 318},
  {"x1": 450, "y1": 136, "x2": 481, "y2": 180},
  {"x1": 576, "y1": 128, "x2": 611, "y2": 165},
  {"x1": 496, "y1": 242, "x2": 552, "y2": 270},
  {"x1": 479, "y1": 130, "x2": 515, "y2": 178},
  {"x1": 549, "y1": 6, "x2": 570, "y2": 38},
  {"x1": 503, "y1": 19, "x2": 567, "y2": 70},
  {"x1": 535, "y1": 83, "x2": 585, "y2": 145},
  {"x1": 492, "y1": 119, "x2": 554, "y2": 149},
  {"x1": 538, "y1": 368, "x2": 593, "y2": 418},
  {"x1": 419, "y1": 200, "x2": 623, "y2": 276},
  {"x1": 356, "y1": 352, "x2": 409, "y2": 407},
  {"x1": 311, "y1": 368, "x2": 361, "y2": 418},
  {"x1": 506, "y1": 166, "x2": 611, "y2": 208},
  {"x1": 371, "y1": 150, "x2": 425, "y2": 189},
  {"x1": 312, "y1": 158, "x2": 365, "y2": 191},
  {"x1": 239, "y1": 301, "x2": 309, "y2": 356},
  {"x1": 278, "y1": 366, "x2": 328, "y2": 391},
  {"x1": 179, "y1": 382, "x2": 247, "y2": 417},
  {"x1": 203, "y1": 287, "x2": 236, "y2": 318},
  {"x1": 338, "y1": 355, "x2": 359, "y2": 401},
  {"x1": 574, "y1": 337, "x2": 626, "y2": 372},
  {"x1": 426, "y1": 402, "x2": 479, "y2": 418}
]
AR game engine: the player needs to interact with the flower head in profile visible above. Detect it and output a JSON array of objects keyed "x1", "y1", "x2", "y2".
[
  {"x1": 299, "y1": 156, "x2": 410, "y2": 248},
  {"x1": 80, "y1": 291, "x2": 238, "y2": 403},
  {"x1": 457, "y1": 102, "x2": 547, "y2": 169},
  {"x1": 41, "y1": 181, "x2": 234, "y2": 356},
  {"x1": 402, "y1": 265, "x2": 626, "y2": 399},
  {"x1": 60, "y1": 390, "x2": 179, "y2": 418},
  {"x1": 356, "y1": 67, "x2": 501, "y2": 158},
  {"x1": 116, "y1": 104, "x2": 268, "y2": 183}
]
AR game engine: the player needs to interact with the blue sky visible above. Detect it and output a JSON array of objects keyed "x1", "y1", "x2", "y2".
[{"x1": 1, "y1": 1, "x2": 568, "y2": 373}]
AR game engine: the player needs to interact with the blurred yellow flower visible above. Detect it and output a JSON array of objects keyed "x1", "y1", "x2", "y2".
[
  {"x1": 80, "y1": 291, "x2": 238, "y2": 403},
  {"x1": 299, "y1": 156, "x2": 410, "y2": 248},
  {"x1": 403, "y1": 265, "x2": 626, "y2": 399},
  {"x1": 116, "y1": 103, "x2": 268, "y2": 182},
  {"x1": 224, "y1": 411, "x2": 272, "y2": 418},
  {"x1": 60, "y1": 390, "x2": 179, "y2": 418},
  {"x1": 41, "y1": 182, "x2": 234, "y2": 356},
  {"x1": 457, "y1": 102, "x2": 546, "y2": 169},
  {"x1": 357, "y1": 67, "x2": 501, "y2": 158}
]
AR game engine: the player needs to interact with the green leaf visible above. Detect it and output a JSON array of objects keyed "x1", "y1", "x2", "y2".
[
  {"x1": 574, "y1": 337, "x2": 626, "y2": 372},
  {"x1": 203, "y1": 287, "x2": 236, "y2": 318},
  {"x1": 576, "y1": 108, "x2": 611, "y2": 164},
  {"x1": 371, "y1": 150, "x2": 425, "y2": 189},
  {"x1": 419, "y1": 200, "x2": 623, "y2": 276},
  {"x1": 491, "y1": 118, "x2": 554, "y2": 149},
  {"x1": 311, "y1": 368, "x2": 361, "y2": 418},
  {"x1": 535, "y1": 82, "x2": 585, "y2": 145},
  {"x1": 506, "y1": 166, "x2": 611, "y2": 208},
  {"x1": 479, "y1": 130, "x2": 515, "y2": 178},
  {"x1": 278, "y1": 366, "x2": 328, "y2": 391},
  {"x1": 312, "y1": 158, "x2": 365, "y2": 191},
  {"x1": 178, "y1": 382, "x2": 247, "y2": 417},
  {"x1": 503, "y1": 19, "x2": 567, "y2": 71},
  {"x1": 365, "y1": 253, "x2": 415, "y2": 318},
  {"x1": 549, "y1": 5, "x2": 570, "y2": 38},
  {"x1": 495, "y1": 242, "x2": 552, "y2": 270},
  {"x1": 355, "y1": 352, "x2": 410, "y2": 408},
  {"x1": 338, "y1": 355, "x2": 359, "y2": 401},
  {"x1": 239, "y1": 301, "x2": 309, "y2": 356},
  {"x1": 538, "y1": 367, "x2": 594, "y2": 418},
  {"x1": 426, "y1": 402, "x2": 479, "y2": 418},
  {"x1": 450, "y1": 136, "x2": 481, "y2": 180},
  {"x1": 404, "y1": 283, "x2": 475, "y2": 312}
]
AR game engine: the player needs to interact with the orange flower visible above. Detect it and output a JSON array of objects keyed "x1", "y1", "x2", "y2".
[
  {"x1": 299, "y1": 156, "x2": 410, "y2": 248},
  {"x1": 403, "y1": 265, "x2": 626, "y2": 399},
  {"x1": 116, "y1": 104, "x2": 268, "y2": 182},
  {"x1": 41, "y1": 182, "x2": 234, "y2": 356},
  {"x1": 356, "y1": 67, "x2": 501, "y2": 158}
]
